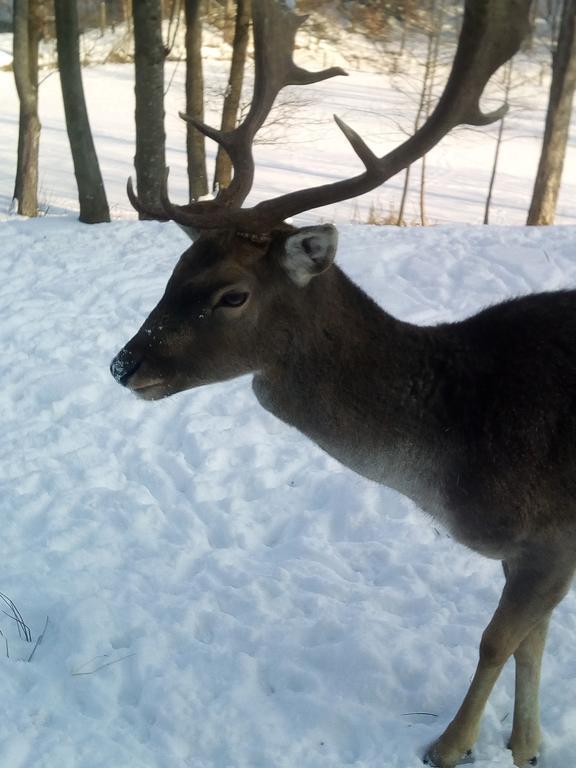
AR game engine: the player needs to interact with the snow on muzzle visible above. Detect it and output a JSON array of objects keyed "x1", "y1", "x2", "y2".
[{"x1": 110, "y1": 347, "x2": 142, "y2": 387}]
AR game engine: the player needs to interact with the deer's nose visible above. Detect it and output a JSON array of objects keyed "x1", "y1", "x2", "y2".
[{"x1": 110, "y1": 348, "x2": 142, "y2": 386}]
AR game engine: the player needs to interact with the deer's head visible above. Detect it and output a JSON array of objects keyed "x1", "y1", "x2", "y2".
[
  {"x1": 110, "y1": 223, "x2": 338, "y2": 399},
  {"x1": 111, "y1": 0, "x2": 530, "y2": 401}
]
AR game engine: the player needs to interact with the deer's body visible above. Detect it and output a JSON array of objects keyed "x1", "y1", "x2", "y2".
[
  {"x1": 254, "y1": 270, "x2": 576, "y2": 561},
  {"x1": 111, "y1": 1, "x2": 572, "y2": 765}
]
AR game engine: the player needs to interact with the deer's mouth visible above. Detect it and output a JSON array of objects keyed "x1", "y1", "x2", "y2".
[
  {"x1": 130, "y1": 381, "x2": 171, "y2": 401},
  {"x1": 110, "y1": 347, "x2": 173, "y2": 400}
]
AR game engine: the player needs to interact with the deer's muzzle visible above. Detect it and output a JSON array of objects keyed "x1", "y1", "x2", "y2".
[{"x1": 110, "y1": 348, "x2": 142, "y2": 386}]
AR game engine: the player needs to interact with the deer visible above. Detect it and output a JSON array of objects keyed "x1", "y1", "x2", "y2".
[{"x1": 110, "y1": 0, "x2": 575, "y2": 765}]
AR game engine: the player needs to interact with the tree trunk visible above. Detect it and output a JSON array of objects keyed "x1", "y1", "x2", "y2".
[
  {"x1": 396, "y1": 166, "x2": 411, "y2": 225},
  {"x1": 123, "y1": 0, "x2": 133, "y2": 32},
  {"x1": 419, "y1": 0, "x2": 441, "y2": 227},
  {"x1": 184, "y1": 0, "x2": 208, "y2": 200},
  {"x1": 483, "y1": 114, "x2": 506, "y2": 225},
  {"x1": 484, "y1": 61, "x2": 512, "y2": 225},
  {"x1": 55, "y1": 0, "x2": 110, "y2": 223},
  {"x1": 527, "y1": 0, "x2": 576, "y2": 225},
  {"x1": 133, "y1": 0, "x2": 167, "y2": 216},
  {"x1": 396, "y1": 0, "x2": 436, "y2": 226},
  {"x1": 213, "y1": 0, "x2": 251, "y2": 192},
  {"x1": 12, "y1": 0, "x2": 41, "y2": 216},
  {"x1": 166, "y1": 0, "x2": 182, "y2": 56}
]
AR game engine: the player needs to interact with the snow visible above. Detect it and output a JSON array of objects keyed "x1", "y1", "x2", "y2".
[{"x1": 1, "y1": 16, "x2": 576, "y2": 768}]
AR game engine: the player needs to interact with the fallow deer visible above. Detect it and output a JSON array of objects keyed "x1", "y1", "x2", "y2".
[{"x1": 111, "y1": 1, "x2": 575, "y2": 765}]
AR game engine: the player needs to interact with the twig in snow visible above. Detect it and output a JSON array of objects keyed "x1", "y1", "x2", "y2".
[
  {"x1": 27, "y1": 616, "x2": 50, "y2": 662},
  {"x1": 401, "y1": 711, "x2": 438, "y2": 717},
  {"x1": 71, "y1": 652, "x2": 136, "y2": 676},
  {"x1": 0, "y1": 628, "x2": 8, "y2": 659},
  {"x1": 73, "y1": 654, "x2": 110, "y2": 673}
]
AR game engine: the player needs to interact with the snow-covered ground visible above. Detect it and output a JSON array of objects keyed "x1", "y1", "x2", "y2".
[{"x1": 1, "y1": 16, "x2": 576, "y2": 768}]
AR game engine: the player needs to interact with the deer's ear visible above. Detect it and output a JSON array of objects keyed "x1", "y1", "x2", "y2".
[{"x1": 281, "y1": 225, "x2": 338, "y2": 286}]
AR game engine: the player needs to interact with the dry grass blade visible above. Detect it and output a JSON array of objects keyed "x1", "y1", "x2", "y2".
[
  {"x1": 27, "y1": 616, "x2": 50, "y2": 662},
  {"x1": 71, "y1": 652, "x2": 137, "y2": 677},
  {"x1": 0, "y1": 628, "x2": 8, "y2": 659},
  {"x1": 0, "y1": 592, "x2": 32, "y2": 642}
]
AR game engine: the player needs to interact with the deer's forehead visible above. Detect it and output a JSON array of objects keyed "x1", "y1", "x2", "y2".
[
  {"x1": 180, "y1": 237, "x2": 230, "y2": 268},
  {"x1": 171, "y1": 243, "x2": 252, "y2": 286},
  {"x1": 174, "y1": 233, "x2": 273, "y2": 279}
]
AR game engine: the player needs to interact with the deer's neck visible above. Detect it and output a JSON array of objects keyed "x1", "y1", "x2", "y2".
[{"x1": 253, "y1": 266, "x2": 456, "y2": 517}]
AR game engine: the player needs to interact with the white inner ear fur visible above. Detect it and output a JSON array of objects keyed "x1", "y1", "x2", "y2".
[{"x1": 282, "y1": 224, "x2": 338, "y2": 286}]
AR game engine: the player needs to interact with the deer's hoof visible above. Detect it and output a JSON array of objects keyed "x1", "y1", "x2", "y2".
[
  {"x1": 512, "y1": 756, "x2": 539, "y2": 768},
  {"x1": 511, "y1": 751, "x2": 539, "y2": 767},
  {"x1": 507, "y1": 738, "x2": 540, "y2": 767},
  {"x1": 423, "y1": 745, "x2": 474, "y2": 767}
]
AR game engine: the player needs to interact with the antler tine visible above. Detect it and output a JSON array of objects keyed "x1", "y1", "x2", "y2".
[
  {"x1": 159, "y1": 167, "x2": 188, "y2": 221},
  {"x1": 178, "y1": 112, "x2": 232, "y2": 149},
  {"x1": 155, "y1": 167, "x2": 247, "y2": 232},
  {"x1": 126, "y1": 176, "x2": 170, "y2": 221},
  {"x1": 243, "y1": 0, "x2": 532, "y2": 230},
  {"x1": 333, "y1": 115, "x2": 379, "y2": 170},
  {"x1": 179, "y1": 0, "x2": 346, "y2": 211}
]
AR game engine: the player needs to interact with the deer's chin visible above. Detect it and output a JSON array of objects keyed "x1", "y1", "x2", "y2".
[{"x1": 130, "y1": 382, "x2": 172, "y2": 401}]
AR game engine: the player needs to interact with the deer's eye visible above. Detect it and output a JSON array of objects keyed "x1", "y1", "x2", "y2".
[{"x1": 218, "y1": 291, "x2": 249, "y2": 308}]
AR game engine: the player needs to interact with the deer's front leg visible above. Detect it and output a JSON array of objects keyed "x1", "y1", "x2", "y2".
[{"x1": 424, "y1": 553, "x2": 573, "y2": 768}]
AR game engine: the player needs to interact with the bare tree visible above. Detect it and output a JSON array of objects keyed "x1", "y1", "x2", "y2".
[
  {"x1": 396, "y1": 0, "x2": 438, "y2": 225},
  {"x1": 483, "y1": 60, "x2": 513, "y2": 224},
  {"x1": 12, "y1": 0, "x2": 43, "y2": 216},
  {"x1": 184, "y1": 0, "x2": 208, "y2": 200},
  {"x1": 133, "y1": 0, "x2": 167, "y2": 215},
  {"x1": 419, "y1": 0, "x2": 444, "y2": 226},
  {"x1": 527, "y1": 0, "x2": 576, "y2": 225},
  {"x1": 123, "y1": 0, "x2": 133, "y2": 32},
  {"x1": 55, "y1": 0, "x2": 110, "y2": 223},
  {"x1": 213, "y1": 0, "x2": 251, "y2": 192}
]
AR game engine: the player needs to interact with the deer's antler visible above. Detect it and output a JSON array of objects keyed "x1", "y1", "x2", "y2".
[
  {"x1": 128, "y1": 0, "x2": 531, "y2": 234},
  {"x1": 179, "y1": 0, "x2": 346, "y2": 209}
]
